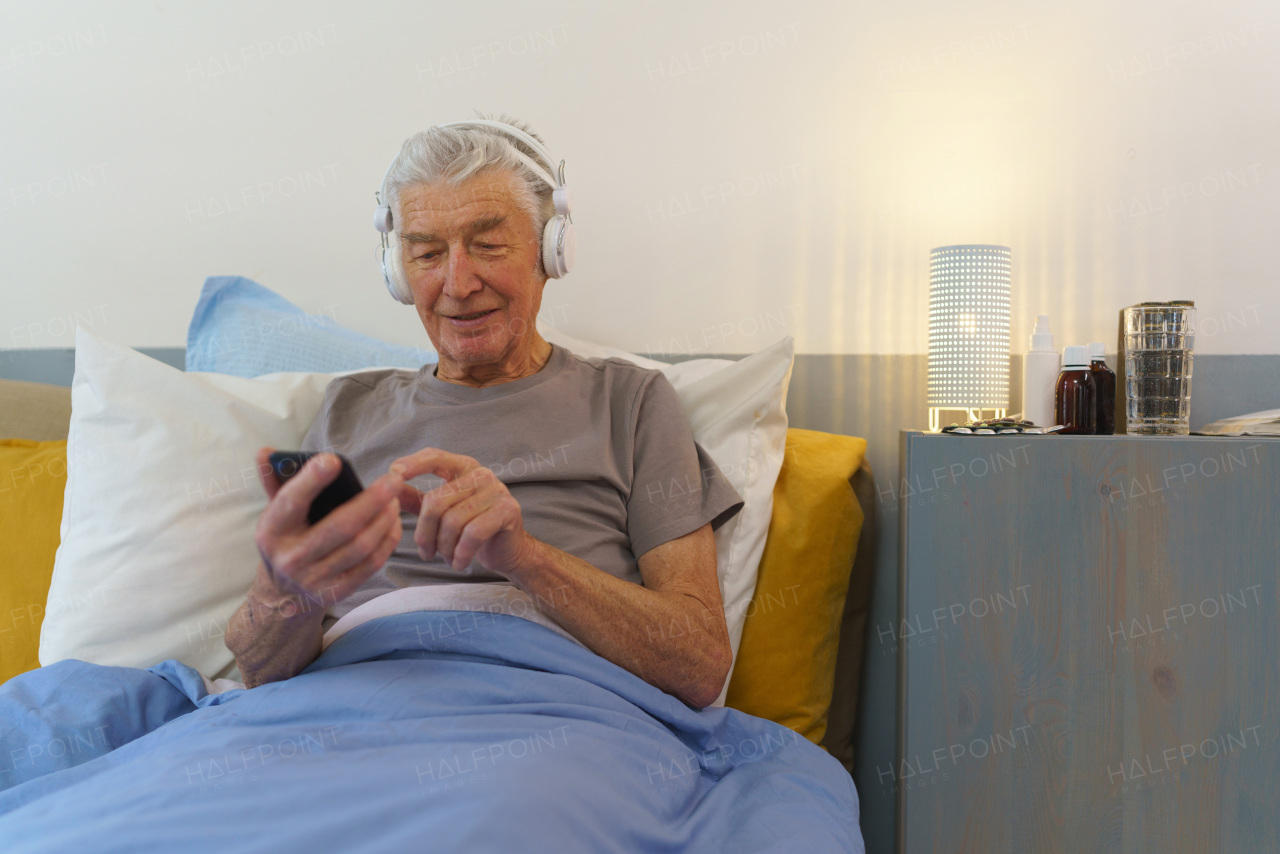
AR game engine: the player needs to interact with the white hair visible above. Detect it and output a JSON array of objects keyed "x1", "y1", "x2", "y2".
[{"x1": 382, "y1": 114, "x2": 555, "y2": 248}]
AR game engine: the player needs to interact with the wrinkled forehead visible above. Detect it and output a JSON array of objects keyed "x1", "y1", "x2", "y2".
[{"x1": 396, "y1": 168, "x2": 534, "y2": 235}]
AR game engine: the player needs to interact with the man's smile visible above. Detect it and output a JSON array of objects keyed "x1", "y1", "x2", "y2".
[{"x1": 446, "y1": 308, "x2": 498, "y2": 322}]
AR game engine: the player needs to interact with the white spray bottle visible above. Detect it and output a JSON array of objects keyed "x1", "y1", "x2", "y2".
[{"x1": 1022, "y1": 315, "x2": 1058, "y2": 427}]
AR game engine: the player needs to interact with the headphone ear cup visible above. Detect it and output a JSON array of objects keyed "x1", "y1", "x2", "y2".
[
  {"x1": 381, "y1": 238, "x2": 414, "y2": 304},
  {"x1": 541, "y1": 216, "x2": 575, "y2": 279}
]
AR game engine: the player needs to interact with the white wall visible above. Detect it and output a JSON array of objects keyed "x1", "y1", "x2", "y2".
[{"x1": 2, "y1": 0, "x2": 1277, "y2": 356}]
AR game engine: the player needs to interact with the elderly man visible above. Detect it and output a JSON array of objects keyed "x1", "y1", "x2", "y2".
[{"x1": 225, "y1": 118, "x2": 743, "y2": 708}]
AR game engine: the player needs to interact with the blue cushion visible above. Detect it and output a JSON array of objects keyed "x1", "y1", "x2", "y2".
[{"x1": 186, "y1": 276, "x2": 436, "y2": 377}]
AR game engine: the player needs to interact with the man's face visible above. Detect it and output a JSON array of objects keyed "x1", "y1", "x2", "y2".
[{"x1": 396, "y1": 169, "x2": 546, "y2": 368}]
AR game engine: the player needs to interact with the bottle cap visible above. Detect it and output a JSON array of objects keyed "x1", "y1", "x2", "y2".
[
  {"x1": 1088, "y1": 342, "x2": 1105, "y2": 359},
  {"x1": 1062, "y1": 345, "x2": 1091, "y2": 369},
  {"x1": 1030, "y1": 315, "x2": 1053, "y2": 350}
]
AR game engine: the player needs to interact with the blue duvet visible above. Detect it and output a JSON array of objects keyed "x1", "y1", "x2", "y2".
[{"x1": 0, "y1": 611, "x2": 862, "y2": 852}]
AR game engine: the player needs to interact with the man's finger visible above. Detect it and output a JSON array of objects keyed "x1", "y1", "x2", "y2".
[
  {"x1": 371, "y1": 511, "x2": 405, "y2": 571},
  {"x1": 310, "y1": 497, "x2": 401, "y2": 585},
  {"x1": 395, "y1": 481, "x2": 424, "y2": 516},
  {"x1": 321, "y1": 504, "x2": 404, "y2": 605},
  {"x1": 255, "y1": 447, "x2": 281, "y2": 500},
  {"x1": 434, "y1": 490, "x2": 499, "y2": 567},
  {"x1": 298, "y1": 472, "x2": 403, "y2": 561},
  {"x1": 389, "y1": 447, "x2": 475, "y2": 482},
  {"x1": 415, "y1": 474, "x2": 485, "y2": 561},
  {"x1": 450, "y1": 509, "x2": 505, "y2": 572}
]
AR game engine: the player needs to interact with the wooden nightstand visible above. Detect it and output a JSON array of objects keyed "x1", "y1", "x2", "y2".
[{"x1": 894, "y1": 431, "x2": 1278, "y2": 853}]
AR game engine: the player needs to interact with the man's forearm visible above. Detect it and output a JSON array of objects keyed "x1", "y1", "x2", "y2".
[
  {"x1": 225, "y1": 565, "x2": 328, "y2": 689},
  {"x1": 506, "y1": 538, "x2": 730, "y2": 708}
]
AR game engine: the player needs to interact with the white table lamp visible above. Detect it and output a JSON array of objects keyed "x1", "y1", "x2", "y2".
[{"x1": 927, "y1": 244, "x2": 1011, "y2": 432}]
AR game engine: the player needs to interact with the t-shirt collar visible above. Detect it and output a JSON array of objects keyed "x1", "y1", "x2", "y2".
[{"x1": 417, "y1": 342, "x2": 568, "y2": 401}]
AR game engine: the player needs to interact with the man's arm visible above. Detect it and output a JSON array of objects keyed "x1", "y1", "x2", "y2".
[
  {"x1": 508, "y1": 524, "x2": 731, "y2": 709},
  {"x1": 391, "y1": 449, "x2": 732, "y2": 708},
  {"x1": 225, "y1": 566, "x2": 327, "y2": 688}
]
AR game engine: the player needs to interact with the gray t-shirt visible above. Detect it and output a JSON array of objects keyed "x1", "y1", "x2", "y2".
[{"x1": 300, "y1": 343, "x2": 744, "y2": 629}]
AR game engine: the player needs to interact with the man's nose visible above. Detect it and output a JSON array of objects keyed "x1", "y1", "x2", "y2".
[{"x1": 441, "y1": 244, "x2": 481, "y2": 298}]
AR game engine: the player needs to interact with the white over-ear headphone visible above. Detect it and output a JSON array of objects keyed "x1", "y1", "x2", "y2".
[{"x1": 373, "y1": 119, "x2": 576, "y2": 305}]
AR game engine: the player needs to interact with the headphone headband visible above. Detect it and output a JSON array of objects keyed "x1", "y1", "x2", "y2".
[
  {"x1": 441, "y1": 120, "x2": 560, "y2": 186},
  {"x1": 374, "y1": 120, "x2": 565, "y2": 228}
]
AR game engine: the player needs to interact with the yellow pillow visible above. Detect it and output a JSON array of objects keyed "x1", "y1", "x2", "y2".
[
  {"x1": 0, "y1": 439, "x2": 67, "y2": 685},
  {"x1": 726, "y1": 428, "x2": 867, "y2": 744}
]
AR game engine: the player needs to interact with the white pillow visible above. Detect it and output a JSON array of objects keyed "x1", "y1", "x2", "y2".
[
  {"x1": 43, "y1": 326, "x2": 792, "y2": 705},
  {"x1": 40, "y1": 329, "x2": 346, "y2": 680},
  {"x1": 538, "y1": 322, "x2": 793, "y2": 704}
]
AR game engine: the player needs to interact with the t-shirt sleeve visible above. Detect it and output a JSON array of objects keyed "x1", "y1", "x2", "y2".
[
  {"x1": 299, "y1": 381, "x2": 339, "y2": 455},
  {"x1": 625, "y1": 371, "x2": 744, "y2": 560}
]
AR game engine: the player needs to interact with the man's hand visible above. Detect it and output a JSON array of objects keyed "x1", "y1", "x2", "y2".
[
  {"x1": 227, "y1": 448, "x2": 404, "y2": 688},
  {"x1": 389, "y1": 448, "x2": 535, "y2": 577},
  {"x1": 253, "y1": 446, "x2": 404, "y2": 605}
]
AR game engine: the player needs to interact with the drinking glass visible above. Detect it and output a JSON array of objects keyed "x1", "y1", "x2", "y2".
[{"x1": 1123, "y1": 302, "x2": 1195, "y2": 435}]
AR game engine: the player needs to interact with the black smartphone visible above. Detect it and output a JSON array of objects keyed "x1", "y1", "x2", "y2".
[{"x1": 267, "y1": 451, "x2": 365, "y2": 525}]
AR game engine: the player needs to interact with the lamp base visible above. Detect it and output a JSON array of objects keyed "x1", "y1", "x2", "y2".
[{"x1": 928, "y1": 407, "x2": 1008, "y2": 433}]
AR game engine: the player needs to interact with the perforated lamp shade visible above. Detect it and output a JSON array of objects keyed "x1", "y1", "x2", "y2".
[{"x1": 927, "y1": 244, "x2": 1011, "y2": 431}]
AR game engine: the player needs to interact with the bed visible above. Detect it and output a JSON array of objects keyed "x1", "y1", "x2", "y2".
[{"x1": 0, "y1": 277, "x2": 874, "y2": 852}]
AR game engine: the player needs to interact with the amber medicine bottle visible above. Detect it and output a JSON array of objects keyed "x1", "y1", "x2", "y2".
[
  {"x1": 1055, "y1": 346, "x2": 1097, "y2": 435},
  {"x1": 1087, "y1": 342, "x2": 1116, "y2": 435}
]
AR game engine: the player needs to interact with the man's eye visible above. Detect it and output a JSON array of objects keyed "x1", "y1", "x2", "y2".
[{"x1": 476, "y1": 243, "x2": 501, "y2": 251}]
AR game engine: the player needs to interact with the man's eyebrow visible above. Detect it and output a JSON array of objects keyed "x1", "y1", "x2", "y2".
[
  {"x1": 469, "y1": 214, "x2": 506, "y2": 234},
  {"x1": 400, "y1": 215, "x2": 508, "y2": 245}
]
